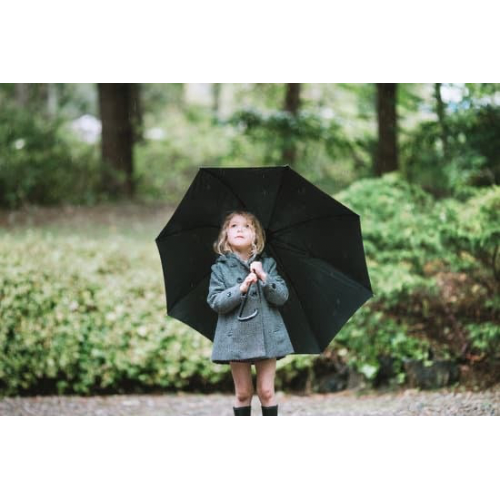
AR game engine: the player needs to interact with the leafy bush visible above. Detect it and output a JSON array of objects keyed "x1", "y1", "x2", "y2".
[
  {"x1": 402, "y1": 104, "x2": 500, "y2": 197},
  {"x1": 438, "y1": 186, "x2": 500, "y2": 290},
  {"x1": 330, "y1": 173, "x2": 499, "y2": 386},
  {"x1": 466, "y1": 322, "x2": 500, "y2": 355},
  {"x1": 0, "y1": 104, "x2": 101, "y2": 208},
  {"x1": 0, "y1": 232, "x2": 227, "y2": 396}
]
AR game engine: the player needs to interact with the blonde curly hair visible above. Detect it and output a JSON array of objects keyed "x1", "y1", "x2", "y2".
[{"x1": 213, "y1": 210, "x2": 266, "y2": 257}]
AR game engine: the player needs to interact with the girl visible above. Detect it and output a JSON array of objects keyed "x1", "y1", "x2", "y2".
[{"x1": 207, "y1": 210, "x2": 295, "y2": 416}]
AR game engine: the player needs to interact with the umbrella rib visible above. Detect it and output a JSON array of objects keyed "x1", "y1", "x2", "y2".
[
  {"x1": 266, "y1": 245, "x2": 322, "y2": 353},
  {"x1": 266, "y1": 167, "x2": 288, "y2": 230},
  {"x1": 202, "y1": 168, "x2": 248, "y2": 210},
  {"x1": 272, "y1": 238, "x2": 374, "y2": 296}
]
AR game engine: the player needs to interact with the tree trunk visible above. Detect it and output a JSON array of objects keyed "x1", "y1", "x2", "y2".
[
  {"x1": 15, "y1": 83, "x2": 29, "y2": 107},
  {"x1": 283, "y1": 83, "x2": 301, "y2": 166},
  {"x1": 375, "y1": 83, "x2": 398, "y2": 175},
  {"x1": 212, "y1": 83, "x2": 221, "y2": 118},
  {"x1": 434, "y1": 83, "x2": 449, "y2": 158},
  {"x1": 47, "y1": 83, "x2": 58, "y2": 117},
  {"x1": 98, "y1": 83, "x2": 135, "y2": 197},
  {"x1": 284, "y1": 83, "x2": 301, "y2": 114},
  {"x1": 130, "y1": 83, "x2": 144, "y2": 144},
  {"x1": 27, "y1": 84, "x2": 49, "y2": 115},
  {"x1": 14, "y1": 83, "x2": 55, "y2": 116}
]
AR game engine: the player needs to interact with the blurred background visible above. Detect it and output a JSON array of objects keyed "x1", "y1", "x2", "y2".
[{"x1": 0, "y1": 82, "x2": 498, "y2": 398}]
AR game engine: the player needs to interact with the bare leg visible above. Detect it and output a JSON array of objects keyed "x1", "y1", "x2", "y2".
[
  {"x1": 255, "y1": 358, "x2": 277, "y2": 407},
  {"x1": 230, "y1": 362, "x2": 254, "y2": 407}
]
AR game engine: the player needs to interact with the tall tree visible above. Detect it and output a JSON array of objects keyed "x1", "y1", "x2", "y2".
[
  {"x1": 98, "y1": 83, "x2": 135, "y2": 197},
  {"x1": 15, "y1": 83, "x2": 29, "y2": 107},
  {"x1": 130, "y1": 83, "x2": 144, "y2": 144},
  {"x1": 14, "y1": 83, "x2": 54, "y2": 116},
  {"x1": 283, "y1": 83, "x2": 301, "y2": 166},
  {"x1": 47, "y1": 83, "x2": 58, "y2": 117},
  {"x1": 212, "y1": 83, "x2": 221, "y2": 118},
  {"x1": 375, "y1": 83, "x2": 398, "y2": 175},
  {"x1": 434, "y1": 83, "x2": 449, "y2": 158}
]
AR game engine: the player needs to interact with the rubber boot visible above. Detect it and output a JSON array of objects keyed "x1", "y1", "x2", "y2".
[
  {"x1": 261, "y1": 404, "x2": 278, "y2": 416},
  {"x1": 233, "y1": 405, "x2": 251, "y2": 416}
]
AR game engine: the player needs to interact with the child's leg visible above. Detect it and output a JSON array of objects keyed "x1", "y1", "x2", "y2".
[
  {"x1": 255, "y1": 358, "x2": 277, "y2": 407},
  {"x1": 229, "y1": 362, "x2": 254, "y2": 407}
]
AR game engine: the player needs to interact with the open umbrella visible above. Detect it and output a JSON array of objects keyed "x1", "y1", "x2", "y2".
[{"x1": 155, "y1": 165, "x2": 374, "y2": 354}]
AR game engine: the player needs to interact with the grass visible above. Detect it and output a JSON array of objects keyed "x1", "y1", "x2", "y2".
[{"x1": 0, "y1": 200, "x2": 176, "y2": 243}]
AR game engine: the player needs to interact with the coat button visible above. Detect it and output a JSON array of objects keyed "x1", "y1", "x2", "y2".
[
  {"x1": 271, "y1": 283, "x2": 276, "y2": 289},
  {"x1": 236, "y1": 277, "x2": 242, "y2": 283},
  {"x1": 251, "y1": 291, "x2": 257, "y2": 297},
  {"x1": 227, "y1": 291, "x2": 232, "y2": 297}
]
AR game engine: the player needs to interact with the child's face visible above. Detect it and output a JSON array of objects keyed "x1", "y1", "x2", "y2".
[{"x1": 227, "y1": 215, "x2": 255, "y2": 252}]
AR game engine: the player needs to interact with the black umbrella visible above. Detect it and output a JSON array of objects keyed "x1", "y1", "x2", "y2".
[{"x1": 155, "y1": 165, "x2": 374, "y2": 354}]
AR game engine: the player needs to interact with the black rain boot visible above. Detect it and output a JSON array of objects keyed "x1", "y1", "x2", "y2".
[
  {"x1": 261, "y1": 404, "x2": 278, "y2": 416},
  {"x1": 233, "y1": 405, "x2": 251, "y2": 416}
]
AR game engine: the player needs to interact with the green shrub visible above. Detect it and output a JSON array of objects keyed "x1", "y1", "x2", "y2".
[
  {"x1": 0, "y1": 232, "x2": 230, "y2": 396},
  {"x1": 438, "y1": 185, "x2": 500, "y2": 287},
  {"x1": 401, "y1": 105, "x2": 500, "y2": 197},
  {"x1": 0, "y1": 104, "x2": 101, "y2": 208},
  {"x1": 330, "y1": 172, "x2": 499, "y2": 386},
  {"x1": 466, "y1": 322, "x2": 500, "y2": 355}
]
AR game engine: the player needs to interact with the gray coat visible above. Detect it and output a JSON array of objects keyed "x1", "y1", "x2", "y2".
[{"x1": 207, "y1": 251, "x2": 295, "y2": 364}]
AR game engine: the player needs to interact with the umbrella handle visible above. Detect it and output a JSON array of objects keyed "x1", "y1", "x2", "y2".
[{"x1": 237, "y1": 280, "x2": 259, "y2": 322}]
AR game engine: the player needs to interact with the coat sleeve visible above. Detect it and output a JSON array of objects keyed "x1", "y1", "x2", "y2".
[
  {"x1": 207, "y1": 263, "x2": 246, "y2": 314},
  {"x1": 260, "y1": 257, "x2": 289, "y2": 306}
]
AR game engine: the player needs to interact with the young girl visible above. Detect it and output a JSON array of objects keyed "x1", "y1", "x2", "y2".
[{"x1": 207, "y1": 210, "x2": 295, "y2": 416}]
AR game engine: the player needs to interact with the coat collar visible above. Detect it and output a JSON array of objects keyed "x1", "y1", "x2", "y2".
[{"x1": 216, "y1": 250, "x2": 267, "y2": 269}]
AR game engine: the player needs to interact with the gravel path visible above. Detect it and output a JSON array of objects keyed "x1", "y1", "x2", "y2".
[{"x1": 2, "y1": 387, "x2": 499, "y2": 416}]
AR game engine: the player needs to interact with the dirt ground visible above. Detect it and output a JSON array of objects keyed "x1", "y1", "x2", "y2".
[{"x1": 2, "y1": 386, "x2": 499, "y2": 416}]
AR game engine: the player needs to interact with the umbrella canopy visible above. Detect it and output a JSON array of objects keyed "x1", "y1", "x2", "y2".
[{"x1": 155, "y1": 165, "x2": 374, "y2": 354}]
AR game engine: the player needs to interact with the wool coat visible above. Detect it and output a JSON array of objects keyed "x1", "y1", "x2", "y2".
[{"x1": 207, "y1": 251, "x2": 295, "y2": 364}]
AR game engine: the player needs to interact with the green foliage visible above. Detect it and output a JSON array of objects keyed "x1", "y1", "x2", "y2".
[
  {"x1": 0, "y1": 232, "x2": 230, "y2": 396},
  {"x1": 337, "y1": 172, "x2": 442, "y2": 274},
  {"x1": 140, "y1": 83, "x2": 184, "y2": 120},
  {"x1": 438, "y1": 186, "x2": 500, "y2": 287},
  {"x1": 463, "y1": 83, "x2": 500, "y2": 107},
  {"x1": 331, "y1": 172, "x2": 499, "y2": 386},
  {"x1": 333, "y1": 311, "x2": 430, "y2": 383},
  {"x1": 466, "y1": 322, "x2": 500, "y2": 355},
  {"x1": 452, "y1": 105, "x2": 500, "y2": 184},
  {"x1": 331, "y1": 174, "x2": 437, "y2": 380},
  {"x1": 1, "y1": 83, "x2": 500, "y2": 213},
  {"x1": 402, "y1": 104, "x2": 500, "y2": 197},
  {"x1": 134, "y1": 101, "x2": 357, "y2": 203},
  {"x1": 134, "y1": 107, "x2": 234, "y2": 203},
  {"x1": 0, "y1": 103, "x2": 102, "y2": 208},
  {"x1": 226, "y1": 107, "x2": 353, "y2": 165}
]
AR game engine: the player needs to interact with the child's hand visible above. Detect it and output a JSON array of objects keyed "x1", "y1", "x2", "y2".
[
  {"x1": 250, "y1": 261, "x2": 267, "y2": 282},
  {"x1": 240, "y1": 272, "x2": 258, "y2": 293}
]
